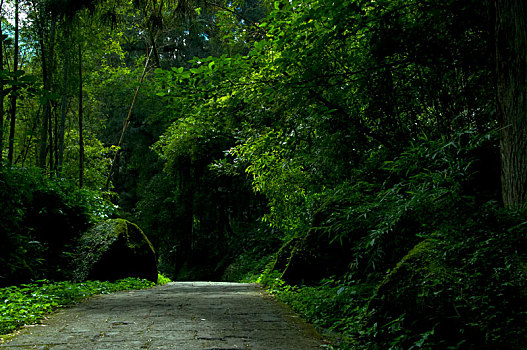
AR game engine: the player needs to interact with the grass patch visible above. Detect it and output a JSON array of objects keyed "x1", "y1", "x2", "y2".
[{"x1": 0, "y1": 278, "x2": 155, "y2": 339}]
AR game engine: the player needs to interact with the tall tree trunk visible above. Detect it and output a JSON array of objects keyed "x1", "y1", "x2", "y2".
[
  {"x1": 0, "y1": 0, "x2": 5, "y2": 164},
  {"x1": 150, "y1": 33, "x2": 161, "y2": 68},
  {"x1": 173, "y1": 161, "x2": 195, "y2": 277},
  {"x1": 17, "y1": 108, "x2": 39, "y2": 166},
  {"x1": 38, "y1": 17, "x2": 56, "y2": 169},
  {"x1": 78, "y1": 43, "x2": 84, "y2": 188},
  {"x1": 48, "y1": 105, "x2": 54, "y2": 173},
  {"x1": 38, "y1": 100, "x2": 50, "y2": 168},
  {"x1": 57, "y1": 35, "x2": 70, "y2": 174},
  {"x1": 53, "y1": 101, "x2": 58, "y2": 171},
  {"x1": 8, "y1": 0, "x2": 19, "y2": 165},
  {"x1": 496, "y1": 0, "x2": 527, "y2": 209}
]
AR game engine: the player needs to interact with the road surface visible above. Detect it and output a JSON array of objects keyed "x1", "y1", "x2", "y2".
[{"x1": 0, "y1": 282, "x2": 324, "y2": 349}]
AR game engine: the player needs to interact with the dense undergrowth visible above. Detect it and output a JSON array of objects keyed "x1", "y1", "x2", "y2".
[
  {"x1": 0, "y1": 166, "x2": 118, "y2": 286},
  {"x1": 0, "y1": 166, "x2": 165, "y2": 340},
  {"x1": 0, "y1": 278, "x2": 156, "y2": 338},
  {"x1": 255, "y1": 215, "x2": 527, "y2": 349},
  {"x1": 226, "y1": 133, "x2": 527, "y2": 349}
]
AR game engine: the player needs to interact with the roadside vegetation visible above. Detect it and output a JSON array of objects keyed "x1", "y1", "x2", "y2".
[{"x1": 0, "y1": 278, "x2": 155, "y2": 338}]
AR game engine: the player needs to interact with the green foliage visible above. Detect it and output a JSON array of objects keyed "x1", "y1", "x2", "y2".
[
  {"x1": 256, "y1": 271, "x2": 375, "y2": 349},
  {"x1": 135, "y1": 0, "x2": 514, "y2": 347},
  {"x1": 356, "y1": 204, "x2": 527, "y2": 350},
  {"x1": 230, "y1": 129, "x2": 523, "y2": 349},
  {"x1": 0, "y1": 278, "x2": 154, "y2": 337},
  {"x1": 152, "y1": 0, "x2": 495, "y2": 254},
  {"x1": 442, "y1": 207, "x2": 527, "y2": 348},
  {"x1": 229, "y1": 130, "x2": 313, "y2": 237},
  {"x1": 221, "y1": 223, "x2": 282, "y2": 282},
  {"x1": 252, "y1": 199, "x2": 527, "y2": 349},
  {"x1": 62, "y1": 131, "x2": 115, "y2": 191},
  {"x1": 156, "y1": 273, "x2": 171, "y2": 285},
  {"x1": 0, "y1": 167, "x2": 118, "y2": 285},
  {"x1": 315, "y1": 131, "x2": 492, "y2": 276},
  {"x1": 2, "y1": 0, "x2": 517, "y2": 348}
]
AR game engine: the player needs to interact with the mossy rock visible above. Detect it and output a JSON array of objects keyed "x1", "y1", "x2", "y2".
[
  {"x1": 73, "y1": 219, "x2": 157, "y2": 282},
  {"x1": 368, "y1": 239, "x2": 456, "y2": 316},
  {"x1": 365, "y1": 238, "x2": 465, "y2": 345}
]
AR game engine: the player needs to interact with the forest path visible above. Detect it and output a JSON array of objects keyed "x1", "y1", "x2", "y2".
[{"x1": 0, "y1": 282, "x2": 324, "y2": 350}]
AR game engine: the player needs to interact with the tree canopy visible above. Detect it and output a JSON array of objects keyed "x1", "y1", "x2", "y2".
[{"x1": 1, "y1": 0, "x2": 527, "y2": 348}]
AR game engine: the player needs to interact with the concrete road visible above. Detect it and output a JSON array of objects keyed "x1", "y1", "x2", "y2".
[{"x1": 0, "y1": 282, "x2": 324, "y2": 349}]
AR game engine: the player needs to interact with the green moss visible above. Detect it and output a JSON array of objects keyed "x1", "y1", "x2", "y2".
[
  {"x1": 363, "y1": 238, "x2": 464, "y2": 348},
  {"x1": 370, "y1": 239, "x2": 456, "y2": 315},
  {"x1": 73, "y1": 219, "x2": 157, "y2": 282},
  {"x1": 124, "y1": 221, "x2": 156, "y2": 254},
  {"x1": 387, "y1": 239, "x2": 451, "y2": 288}
]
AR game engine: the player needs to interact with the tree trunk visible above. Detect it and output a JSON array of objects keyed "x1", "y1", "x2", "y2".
[
  {"x1": 48, "y1": 104, "x2": 54, "y2": 173},
  {"x1": 38, "y1": 16, "x2": 56, "y2": 170},
  {"x1": 496, "y1": 0, "x2": 527, "y2": 209},
  {"x1": 150, "y1": 33, "x2": 161, "y2": 68},
  {"x1": 173, "y1": 161, "x2": 195, "y2": 277},
  {"x1": 17, "y1": 108, "x2": 39, "y2": 166},
  {"x1": 38, "y1": 99, "x2": 51, "y2": 168},
  {"x1": 0, "y1": 0, "x2": 5, "y2": 164},
  {"x1": 53, "y1": 101, "x2": 58, "y2": 171},
  {"x1": 57, "y1": 41, "x2": 69, "y2": 174},
  {"x1": 8, "y1": 0, "x2": 19, "y2": 165},
  {"x1": 78, "y1": 43, "x2": 84, "y2": 188}
]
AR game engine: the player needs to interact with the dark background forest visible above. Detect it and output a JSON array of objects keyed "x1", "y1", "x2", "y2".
[{"x1": 1, "y1": 0, "x2": 527, "y2": 348}]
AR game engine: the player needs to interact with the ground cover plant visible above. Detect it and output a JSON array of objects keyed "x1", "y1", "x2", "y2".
[{"x1": 0, "y1": 278, "x2": 155, "y2": 338}]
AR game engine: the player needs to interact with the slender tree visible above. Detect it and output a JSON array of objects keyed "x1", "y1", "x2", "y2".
[
  {"x1": 7, "y1": 0, "x2": 19, "y2": 165},
  {"x1": 36, "y1": 4, "x2": 56, "y2": 170},
  {"x1": 104, "y1": 48, "x2": 152, "y2": 190},
  {"x1": 57, "y1": 25, "x2": 70, "y2": 174},
  {"x1": 496, "y1": 0, "x2": 527, "y2": 208},
  {"x1": 78, "y1": 41, "x2": 83, "y2": 188},
  {"x1": 0, "y1": 0, "x2": 5, "y2": 163}
]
